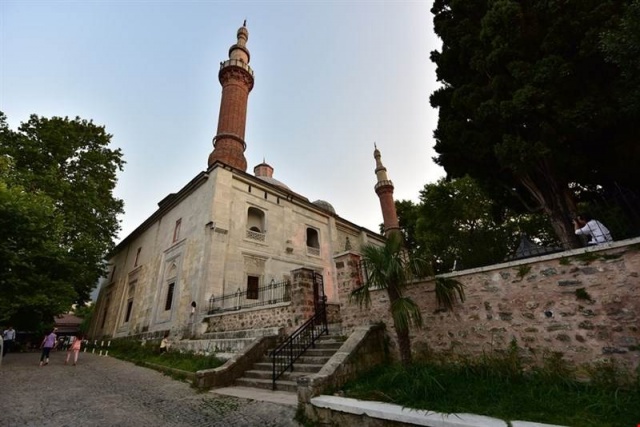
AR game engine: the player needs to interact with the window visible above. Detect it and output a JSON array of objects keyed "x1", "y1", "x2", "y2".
[
  {"x1": 247, "y1": 207, "x2": 265, "y2": 232},
  {"x1": 124, "y1": 298, "x2": 133, "y2": 323},
  {"x1": 165, "y1": 282, "x2": 175, "y2": 311},
  {"x1": 124, "y1": 282, "x2": 135, "y2": 323},
  {"x1": 101, "y1": 295, "x2": 111, "y2": 329},
  {"x1": 134, "y1": 247, "x2": 142, "y2": 267},
  {"x1": 246, "y1": 276, "x2": 259, "y2": 299},
  {"x1": 173, "y1": 218, "x2": 182, "y2": 243},
  {"x1": 246, "y1": 207, "x2": 266, "y2": 241},
  {"x1": 307, "y1": 228, "x2": 320, "y2": 255}
]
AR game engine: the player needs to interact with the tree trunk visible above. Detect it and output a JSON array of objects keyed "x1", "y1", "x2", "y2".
[
  {"x1": 387, "y1": 285, "x2": 412, "y2": 365},
  {"x1": 517, "y1": 161, "x2": 582, "y2": 248}
]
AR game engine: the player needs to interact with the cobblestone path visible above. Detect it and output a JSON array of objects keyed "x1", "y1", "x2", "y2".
[{"x1": 0, "y1": 351, "x2": 302, "y2": 427}]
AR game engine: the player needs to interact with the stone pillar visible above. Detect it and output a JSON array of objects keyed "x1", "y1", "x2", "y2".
[
  {"x1": 334, "y1": 252, "x2": 363, "y2": 335},
  {"x1": 288, "y1": 268, "x2": 317, "y2": 333}
]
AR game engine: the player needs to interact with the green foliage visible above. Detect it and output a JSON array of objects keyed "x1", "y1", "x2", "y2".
[
  {"x1": 430, "y1": 0, "x2": 640, "y2": 246},
  {"x1": 434, "y1": 278, "x2": 465, "y2": 311},
  {"x1": 351, "y1": 233, "x2": 428, "y2": 365},
  {"x1": 108, "y1": 338, "x2": 224, "y2": 373},
  {"x1": 516, "y1": 265, "x2": 532, "y2": 280},
  {"x1": 0, "y1": 112, "x2": 124, "y2": 328},
  {"x1": 341, "y1": 350, "x2": 640, "y2": 427},
  {"x1": 397, "y1": 176, "x2": 559, "y2": 273},
  {"x1": 575, "y1": 288, "x2": 594, "y2": 302},
  {"x1": 73, "y1": 304, "x2": 95, "y2": 335}
]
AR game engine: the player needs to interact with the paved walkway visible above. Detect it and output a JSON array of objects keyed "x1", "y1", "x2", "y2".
[{"x1": 0, "y1": 351, "x2": 302, "y2": 427}]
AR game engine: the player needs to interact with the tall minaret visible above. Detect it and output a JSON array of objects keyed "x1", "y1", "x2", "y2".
[
  {"x1": 208, "y1": 21, "x2": 254, "y2": 171},
  {"x1": 373, "y1": 144, "x2": 401, "y2": 237}
]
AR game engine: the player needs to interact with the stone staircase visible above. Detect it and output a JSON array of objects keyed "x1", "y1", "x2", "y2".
[{"x1": 234, "y1": 334, "x2": 346, "y2": 392}]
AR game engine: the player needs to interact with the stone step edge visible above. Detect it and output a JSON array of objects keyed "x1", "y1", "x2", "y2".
[{"x1": 310, "y1": 396, "x2": 568, "y2": 427}]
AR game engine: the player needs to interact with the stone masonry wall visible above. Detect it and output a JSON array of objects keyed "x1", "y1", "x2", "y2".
[
  {"x1": 336, "y1": 241, "x2": 640, "y2": 371},
  {"x1": 205, "y1": 267, "x2": 317, "y2": 335}
]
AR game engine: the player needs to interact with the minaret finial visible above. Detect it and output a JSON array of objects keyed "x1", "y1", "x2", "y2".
[{"x1": 243, "y1": 19, "x2": 247, "y2": 27}]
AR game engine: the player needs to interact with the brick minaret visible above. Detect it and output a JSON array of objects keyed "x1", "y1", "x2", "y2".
[
  {"x1": 373, "y1": 144, "x2": 400, "y2": 237},
  {"x1": 207, "y1": 21, "x2": 254, "y2": 171}
]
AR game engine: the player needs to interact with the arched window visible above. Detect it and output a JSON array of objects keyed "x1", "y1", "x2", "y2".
[
  {"x1": 247, "y1": 207, "x2": 265, "y2": 232},
  {"x1": 246, "y1": 207, "x2": 266, "y2": 241}
]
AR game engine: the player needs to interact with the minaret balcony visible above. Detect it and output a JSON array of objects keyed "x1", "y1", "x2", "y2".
[
  {"x1": 220, "y1": 59, "x2": 254, "y2": 77},
  {"x1": 375, "y1": 180, "x2": 394, "y2": 191}
]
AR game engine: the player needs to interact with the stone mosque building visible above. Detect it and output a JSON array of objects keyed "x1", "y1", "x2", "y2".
[{"x1": 89, "y1": 23, "x2": 398, "y2": 339}]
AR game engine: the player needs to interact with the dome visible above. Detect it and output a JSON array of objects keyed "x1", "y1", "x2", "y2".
[
  {"x1": 312, "y1": 200, "x2": 336, "y2": 214},
  {"x1": 256, "y1": 176, "x2": 291, "y2": 191}
]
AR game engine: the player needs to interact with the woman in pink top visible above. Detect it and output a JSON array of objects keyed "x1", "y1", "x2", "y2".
[
  {"x1": 39, "y1": 328, "x2": 57, "y2": 366},
  {"x1": 65, "y1": 335, "x2": 83, "y2": 366}
]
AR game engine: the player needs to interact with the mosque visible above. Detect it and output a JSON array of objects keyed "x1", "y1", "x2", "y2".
[{"x1": 89, "y1": 23, "x2": 398, "y2": 340}]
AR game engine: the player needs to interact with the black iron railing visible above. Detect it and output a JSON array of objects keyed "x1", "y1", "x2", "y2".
[
  {"x1": 206, "y1": 279, "x2": 290, "y2": 314},
  {"x1": 270, "y1": 304, "x2": 328, "y2": 390}
]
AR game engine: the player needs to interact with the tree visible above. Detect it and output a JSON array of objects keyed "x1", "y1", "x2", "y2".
[
  {"x1": 406, "y1": 176, "x2": 558, "y2": 273},
  {"x1": 0, "y1": 112, "x2": 124, "y2": 327},
  {"x1": 430, "y1": 0, "x2": 639, "y2": 247},
  {"x1": 73, "y1": 304, "x2": 95, "y2": 335},
  {"x1": 351, "y1": 233, "x2": 431, "y2": 365},
  {"x1": 0, "y1": 157, "x2": 76, "y2": 330}
]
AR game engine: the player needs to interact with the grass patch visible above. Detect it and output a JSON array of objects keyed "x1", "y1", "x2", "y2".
[
  {"x1": 340, "y1": 352, "x2": 640, "y2": 427},
  {"x1": 575, "y1": 287, "x2": 594, "y2": 302},
  {"x1": 515, "y1": 265, "x2": 532, "y2": 280},
  {"x1": 107, "y1": 338, "x2": 225, "y2": 373}
]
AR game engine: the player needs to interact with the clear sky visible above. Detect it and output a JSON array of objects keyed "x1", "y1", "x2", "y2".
[{"x1": 1, "y1": 0, "x2": 445, "y2": 240}]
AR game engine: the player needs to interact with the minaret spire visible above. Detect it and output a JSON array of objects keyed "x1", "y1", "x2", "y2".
[
  {"x1": 208, "y1": 22, "x2": 255, "y2": 171},
  {"x1": 373, "y1": 144, "x2": 401, "y2": 237}
]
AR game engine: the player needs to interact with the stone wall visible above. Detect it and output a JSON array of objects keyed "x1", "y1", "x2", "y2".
[
  {"x1": 336, "y1": 240, "x2": 640, "y2": 371},
  {"x1": 204, "y1": 267, "x2": 318, "y2": 335}
]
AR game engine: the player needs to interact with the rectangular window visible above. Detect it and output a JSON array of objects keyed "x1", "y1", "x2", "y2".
[
  {"x1": 173, "y1": 219, "x2": 182, "y2": 243},
  {"x1": 124, "y1": 298, "x2": 133, "y2": 323},
  {"x1": 246, "y1": 276, "x2": 259, "y2": 300},
  {"x1": 165, "y1": 282, "x2": 175, "y2": 311},
  {"x1": 134, "y1": 247, "x2": 142, "y2": 267},
  {"x1": 101, "y1": 296, "x2": 111, "y2": 329}
]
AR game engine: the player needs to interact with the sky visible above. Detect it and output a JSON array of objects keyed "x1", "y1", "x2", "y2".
[{"x1": 1, "y1": 0, "x2": 445, "y2": 240}]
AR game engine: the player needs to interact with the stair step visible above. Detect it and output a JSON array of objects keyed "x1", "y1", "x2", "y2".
[
  {"x1": 243, "y1": 369, "x2": 309, "y2": 382},
  {"x1": 253, "y1": 362, "x2": 324, "y2": 373},
  {"x1": 235, "y1": 377, "x2": 298, "y2": 392},
  {"x1": 270, "y1": 348, "x2": 337, "y2": 357}
]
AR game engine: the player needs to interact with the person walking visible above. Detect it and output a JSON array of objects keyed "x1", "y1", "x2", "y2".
[
  {"x1": 65, "y1": 335, "x2": 83, "y2": 366},
  {"x1": 2, "y1": 326, "x2": 16, "y2": 357},
  {"x1": 39, "y1": 328, "x2": 57, "y2": 366}
]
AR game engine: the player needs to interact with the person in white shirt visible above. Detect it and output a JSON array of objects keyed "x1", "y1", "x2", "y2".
[
  {"x1": 574, "y1": 214, "x2": 613, "y2": 245},
  {"x1": 3, "y1": 326, "x2": 15, "y2": 356}
]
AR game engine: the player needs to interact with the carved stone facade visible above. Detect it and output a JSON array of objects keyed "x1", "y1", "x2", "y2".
[{"x1": 90, "y1": 167, "x2": 384, "y2": 339}]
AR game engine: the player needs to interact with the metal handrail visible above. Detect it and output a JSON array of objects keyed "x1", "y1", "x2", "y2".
[{"x1": 270, "y1": 304, "x2": 328, "y2": 390}]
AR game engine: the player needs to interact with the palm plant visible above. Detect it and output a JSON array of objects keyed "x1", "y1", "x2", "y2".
[
  {"x1": 350, "y1": 232, "x2": 428, "y2": 365},
  {"x1": 351, "y1": 233, "x2": 466, "y2": 365}
]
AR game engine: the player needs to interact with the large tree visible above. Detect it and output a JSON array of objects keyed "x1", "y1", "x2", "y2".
[
  {"x1": 430, "y1": 0, "x2": 639, "y2": 247},
  {"x1": 397, "y1": 176, "x2": 557, "y2": 273},
  {"x1": 0, "y1": 112, "x2": 124, "y2": 327}
]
